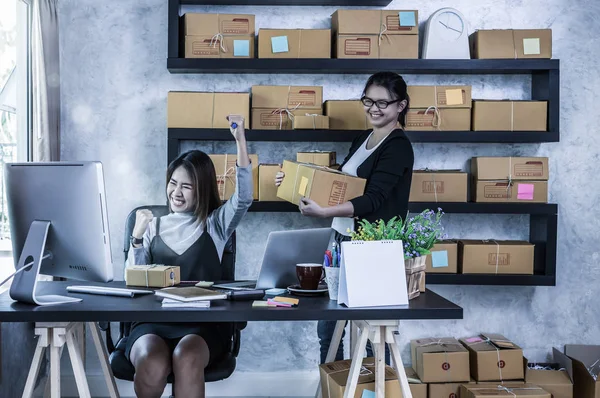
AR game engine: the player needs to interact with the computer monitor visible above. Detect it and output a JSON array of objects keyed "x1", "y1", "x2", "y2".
[{"x1": 4, "y1": 161, "x2": 113, "y2": 305}]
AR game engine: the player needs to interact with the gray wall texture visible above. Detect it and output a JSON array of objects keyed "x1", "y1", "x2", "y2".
[{"x1": 56, "y1": 0, "x2": 600, "y2": 375}]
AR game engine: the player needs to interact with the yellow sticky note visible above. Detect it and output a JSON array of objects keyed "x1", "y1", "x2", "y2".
[
  {"x1": 298, "y1": 176, "x2": 309, "y2": 196},
  {"x1": 523, "y1": 38, "x2": 541, "y2": 55},
  {"x1": 274, "y1": 296, "x2": 299, "y2": 305},
  {"x1": 445, "y1": 89, "x2": 464, "y2": 105}
]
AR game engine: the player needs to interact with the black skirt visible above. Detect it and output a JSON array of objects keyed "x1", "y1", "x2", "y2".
[{"x1": 124, "y1": 322, "x2": 232, "y2": 366}]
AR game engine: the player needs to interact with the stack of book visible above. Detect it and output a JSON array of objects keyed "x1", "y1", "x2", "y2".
[{"x1": 155, "y1": 286, "x2": 227, "y2": 308}]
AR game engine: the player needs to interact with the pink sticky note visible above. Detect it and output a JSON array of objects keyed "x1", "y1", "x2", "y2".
[
  {"x1": 517, "y1": 183, "x2": 535, "y2": 200},
  {"x1": 466, "y1": 337, "x2": 483, "y2": 343}
]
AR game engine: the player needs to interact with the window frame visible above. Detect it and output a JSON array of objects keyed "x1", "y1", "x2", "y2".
[{"x1": 16, "y1": 0, "x2": 32, "y2": 162}]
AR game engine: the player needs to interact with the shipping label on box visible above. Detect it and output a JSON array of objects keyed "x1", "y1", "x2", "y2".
[
  {"x1": 332, "y1": 9, "x2": 418, "y2": 35},
  {"x1": 258, "y1": 29, "x2": 331, "y2": 58},
  {"x1": 564, "y1": 345, "x2": 600, "y2": 398},
  {"x1": 460, "y1": 383, "x2": 550, "y2": 397},
  {"x1": 405, "y1": 108, "x2": 472, "y2": 131},
  {"x1": 297, "y1": 151, "x2": 336, "y2": 167},
  {"x1": 459, "y1": 240, "x2": 534, "y2": 275},
  {"x1": 293, "y1": 115, "x2": 330, "y2": 130},
  {"x1": 125, "y1": 265, "x2": 180, "y2": 288},
  {"x1": 183, "y1": 13, "x2": 255, "y2": 36},
  {"x1": 251, "y1": 108, "x2": 323, "y2": 130},
  {"x1": 258, "y1": 164, "x2": 284, "y2": 202},
  {"x1": 471, "y1": 157, "x2": 549, "y2": 181},
  {"x1": 325, "y1": 101, "x2": 370, "y2": 130},
  {"x1": 277, "y1": 160, "x2": 366, "y2": 208},
  {"x1": 168, "y1": 92, "x2": 250, "y2": 129},
  {"x1": 473, "y1": 180, "x2": 548, "y2": 203},
  {"x1": 426, "y1": 241, "x2": 458, "y2": 274},
  {"x1": 408, "y1": 86, "x2": 473, "y2": 109},
  {"x1": 472, "y1": 101, "x2": 547, "y2": 131},
  {"x1": 460, "y1": 334, "x2": 524, "y2": 382},
  {"x1": 335, "y1": 34, "x2": 418, "y2": 59},
  {"x1": 319, "y1": 358, "x2": 401, "y2": 398},
  {"x1": 410, "y1": 338, "x2": 471, "y2": 383},
  {"x1": 409, "y1": 170, "x2": 468, "y2": 202},
  {"x1": 470, "y1": 29, "x2": 552, "y2": 59},
  {"x1": 251, "y1": 85, "x2": 323, "y2": 110},
  {"x1": 209, "y1": 154, "x2": 259, "y2": 201}
]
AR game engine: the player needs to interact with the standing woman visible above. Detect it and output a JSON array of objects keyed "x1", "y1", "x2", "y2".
[
  {"x1": 126, "y1": 115, "x2": 252, "y2": 398},
  {"x1": 276, "y1": 71, "x2": 414, "y2": 364}
]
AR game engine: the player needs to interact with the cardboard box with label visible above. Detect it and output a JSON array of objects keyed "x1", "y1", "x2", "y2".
[
  {"x1": 125, "y1": 265, "x2": 181, "y2": 288},
  {"x1": 258, "y1": 29, "x2": 331, "y2": 58},
  {"x1": 564, "y1": 344, "x2": 600, "y2": 398},
  {"x1": 277, "y1": 161, "x2": 366, "y2": 208},
  {"x1": 411, "y1": 337, "x2": 470, "y2": 383},
  {"x1": 429, "y1": 380, "x2": 476, "y2": 398},
  {"x1": 258, "y1": 164, "x2": 284, "y2": 202},
  {"x1": 472, "y1": 101, "x2": 548, "y2": 131},
  {"x1": 470, "y1": 29, "x2": 552, "y2": 59},
  {"x1": 168, "y1": 92, "x2": 250, "y2": 129},
  {"x1": 293, "y1": 115, "x2": 330, "y2": 130},
  {"x1": 297, "y1": 151, "x2": 336, "y2": 167},
  {"x1": 526, "y1": 348, "x2": 574, "y2": 398},
  {"x1": 209, "y1": 154, "x2": 259, "y2": 201},
  {"x1": 409, "y1": 170, "x2": 468, "y2": 202},
  {"x1": 459, "y1": 240, "x2": 534, "y2": 275},
  {"x1": 251, "y1": 108, "x2": 324, "y2": 130},
  {"x1": 473, "y1": 180, "x2": 548, "y2": 203},
  {"x1": 182, "y1": 13, "x2": 255, "y2": 58},
  {"x1": 332, "y1": 10, "x2": 419, "y2": 59},
  {"x1": 460, "y1": 334, "x2": 525, "y2": 382},
  {"x1": 324, "y1": 100, "x2": 371, "y2": 130},
  {"x1": 425, "y1": 241, "x2": 458, "y2": 274},
  {"x1": 460, "y1": 384, "x2": 550, "y2": 397},
  {"x1": 471, "y1": 157, "x2": 550, "y2": 181},
  {"x1": 406, "y1": 86, "x2": 472, "y2": 131}
]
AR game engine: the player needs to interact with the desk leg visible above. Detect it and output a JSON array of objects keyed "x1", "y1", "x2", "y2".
[
  {"x1": 315, "y1": 320, "x2": 346, "y2": 398},
  {"x1": 22, "y1": 328, "x2": 49, "y2": 398},
  {"x1": 350, "y1": 321, "x2": 358, "y2": 358},
  {"x1": 88, "y1": 322, "x2": 120, "y2": 398},
  {"x1": 342, "y1": 328, "x2": 369, "y2": 398},
  {"x1": 390, "y1": 330, "x2": 412, "y2": 398},
  {"x1": 375, "y1": 326, "x2": 385, "y2": 398},
  {"x1": 66, "y1": 327, "x2": 92, "y2": 398},
  {"x1": 49, "y1": 332, "x2": 61, "y2": 398}
]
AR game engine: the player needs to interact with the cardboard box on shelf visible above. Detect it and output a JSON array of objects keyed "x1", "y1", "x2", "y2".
[
  {"x1": 184, "y1": 35, "x2": 255, "y2": 58},
  {"x1": 209, "y1": 154, "x2": 259, "y2": 201},
  {"x1": 405, "y1": 85, "x2": 472, "y2": 131},
  {"x1": 293, "y1": 115, "x2": 330, "y2": 130},
  {"x1": 296, "y1": 151, "x2": 336, "y2": 167},
  {"x1": 125, "y1": 265, "x2": 180, "y2": 288},
  {"x1": 473, "y1": 180, "x2": 548, "y2": 203},
  {"x1": 564, "y1": 345, "x2": 600, "y2": 398},
  {"x1": 182, "y1": 13, "x2": 255, "y2": 36},
  {"x1": 405, "y1": 366, "x2": 428, "y2": 398},
  {"x1": 258, "y1": 164, "x2": 284, "y2": 202},
  {"x1": 409, "y1": 170, "x2": 468, "y2": 202},
  {"x1": 459, "y1": 240, "x2": 534, "y2": 275},
  {"x1": 471, "y1": 157, "x2": 549, "y2": 181},
  {"x1": 410, "y1": 337, "x2": 471, "y2": 383},
  {"x1": 182, "y1": 13, "x2": 255, "y2": 58},
  {"x1": 251, "y1": 108, "x2": 323, "y2": 130},
  {"x1": 334, "y1": 34, "x2": 418, "y2": 59},
  {"x1": 425, "y1": 241, "x2": 458, "y2": 274},
  {"x1": 472, "y1": 101, "x2": 548, "y2": 131},
  {"x1": 251, "y1": 85, "x2": 323, "y2": 110},
  {"x1": 324, "y1": 100, "x2": 370, "y2": 130},
  {"x1": 277, "y1": 160, "x2": 366, "y2": 208},
  {"x1": 526, "y1": 349, "x2": 574, "y2": 398},
  {"x1": 167, "y1": 92, "x2": 250, "y2": 129},
  {"x1": 258, "y1": 29, "x2": 331, "y2": 58},
  {"x1": 460, "y1": 334, "x2": 525, "y2": 382},
  {"x1": 409, "y1": 86, "x2": 473, "y2": 109},
  {"x1": 470, "y1": 29, "x2": 552, "y2": 59},
  {"x1": 428, "y1": 380, "x2": 476, "y2": 398},
  {"x1": 460, "y1": 383, "x2": 550, "y2": 397}
]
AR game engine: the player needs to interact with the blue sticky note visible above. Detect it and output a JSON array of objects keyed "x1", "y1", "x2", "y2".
[
  {"x1": 361, "y1": 390, "x2": 376, "y2": 398},
  {"x1": 431, "y1": 250, "x2": 449, "y2": 268},
  {"x1": 399, "y1": 11, "x2": 416, "y2": 27},
  {"x1": 271, "y1": 36, "x2": 289, "y2": 53},
  {"x1": 233, "y1": 40, "x2": 250, "y2": 57}
]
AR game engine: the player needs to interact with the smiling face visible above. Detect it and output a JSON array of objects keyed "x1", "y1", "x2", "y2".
[
  {"x1": 363, "y1": 84, "x2": 406, "y2": 128},
  {"x1": 167, "y1": 166, "x2": 196, "y2": 213}
]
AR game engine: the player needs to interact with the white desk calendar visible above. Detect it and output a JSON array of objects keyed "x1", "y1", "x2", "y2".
[
  {"x1": 338, "y1": 240, "x2": 409, "y2": 308},
  {"x1": 422, "y1": 8, "x2": 470, "y2": 59}
]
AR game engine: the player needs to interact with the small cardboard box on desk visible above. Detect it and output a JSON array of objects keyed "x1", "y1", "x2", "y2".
[
  {"x1": 410, "y1": 337, "x2": 471, "y2": 383},
  {"x1": 526, "y1": 348, "x2": 574, "y2": 398},
  {"x1": 125, "y1": 265, "x2": 181, "y2": 288},
  {"x1": 460, "y1": 334, "x2": 524, "y2": 382}
]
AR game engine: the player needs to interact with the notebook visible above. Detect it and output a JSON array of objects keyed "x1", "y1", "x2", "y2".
[
  {"x1": 161, "y1": 298, "x2": 211, "y2": 308},
  {"x1": 155, "y1": 286, "x2": 227, "y2": 302}
]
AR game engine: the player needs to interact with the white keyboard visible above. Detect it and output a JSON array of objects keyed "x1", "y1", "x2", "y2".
[{"x1": 66, "y1": 285, "x2": 155, "y2": 298}]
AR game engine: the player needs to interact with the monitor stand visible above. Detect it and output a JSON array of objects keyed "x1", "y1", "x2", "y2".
[{"x1": 9, "y1": 220, "x2": 82, "y2": 306}]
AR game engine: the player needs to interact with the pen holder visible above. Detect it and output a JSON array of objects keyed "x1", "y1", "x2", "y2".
[
  {"x1": 324, "y1": 266, "x2": 340, "y2": 301},
  {"x1": 405, "y1": 256, "x2": 427, "y2": 300}
]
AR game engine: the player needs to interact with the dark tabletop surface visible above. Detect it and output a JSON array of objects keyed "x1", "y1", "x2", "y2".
[{"x1": 0, "y1": 281, "x2": 463, "y2": 322}]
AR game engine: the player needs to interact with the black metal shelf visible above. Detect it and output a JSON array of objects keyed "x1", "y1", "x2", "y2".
[
  {"x1": 168, "y1": 128, "x2": 559, "y2": 143},
  {"x1": 167, "y1": 58, "x2": 560, "y2": 75},
  {"x1": 426, "y1": 274, "x2": 555, "y2": 286},
  {"x1": 180, "y1": 0, "x2": 391, "y2": 4}
]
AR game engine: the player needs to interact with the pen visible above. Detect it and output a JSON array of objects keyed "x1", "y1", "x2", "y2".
[
  {"x1": 231, "y1": 122, "x2": 238, "y2": 129},
  {"x1": 324, "y1": 254, "x2": 330, "y2": 267}
]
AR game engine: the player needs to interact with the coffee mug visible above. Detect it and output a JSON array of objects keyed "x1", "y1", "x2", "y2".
[{"x1": 296, "y1": 263, "x2": 324, "y2": 290}]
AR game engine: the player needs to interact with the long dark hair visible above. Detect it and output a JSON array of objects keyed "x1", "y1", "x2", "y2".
[
  {"x1": 362, "y1": 72, "x2": 410, "y2": 128},
  {"x1": 166, "y1": 150, "x2": 221, "y2": 222}
]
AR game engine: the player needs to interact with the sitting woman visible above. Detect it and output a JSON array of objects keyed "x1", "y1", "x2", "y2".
[{"x1": 126, "y1": 115, "x2": 252, "y2": 398}]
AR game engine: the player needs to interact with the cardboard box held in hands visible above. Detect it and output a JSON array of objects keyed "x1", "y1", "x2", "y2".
[
  {"x1": 564, "y1": 344, "x2": 600, "y2": 398},
  {"x1": 410, "y1": 337, "x2": 471, "y2": 383},
  {"x1": 460, "y1": 333, "x2": 524, "y2": 382},
  {"x1": 277, "y1": 160, "x2": 366, "y2": 208},
  {"x1": 526, "y1": 348, "x2": 574, "y2": 398},
  {"x1": 460, "y1": 383, "x2": 550, "y2": 397}
]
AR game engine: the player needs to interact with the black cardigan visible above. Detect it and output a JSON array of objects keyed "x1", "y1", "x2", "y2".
[{"x1": 340, "y1": 129, "x2": 414, "y2": 224}]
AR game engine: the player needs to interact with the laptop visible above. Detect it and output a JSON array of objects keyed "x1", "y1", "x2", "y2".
[{"x1": 214, "y1": 228, "x2": 332, "y2": 290}]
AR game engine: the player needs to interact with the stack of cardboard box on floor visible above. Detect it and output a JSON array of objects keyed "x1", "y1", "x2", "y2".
[{"x1": 251, "y1": 85, "x2": 324, "y2": 130}]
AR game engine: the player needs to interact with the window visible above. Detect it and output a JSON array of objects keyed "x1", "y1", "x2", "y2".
[{"x1": 0, "y1": 0, "x2": 31, "y2": 289}]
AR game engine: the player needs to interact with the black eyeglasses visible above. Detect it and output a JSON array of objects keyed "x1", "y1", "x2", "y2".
[{"x1": 361, "y1": 96, "x2": 400, "y2": 109}]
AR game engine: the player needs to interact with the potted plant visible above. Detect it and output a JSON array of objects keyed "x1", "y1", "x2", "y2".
[{"x1": 350, "y1": 208, "x2": 446, "y2": 299}]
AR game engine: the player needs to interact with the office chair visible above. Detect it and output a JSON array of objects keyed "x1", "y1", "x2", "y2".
[{"x1": 99, "y1": 205, "x2": 246, "y2": 395}]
